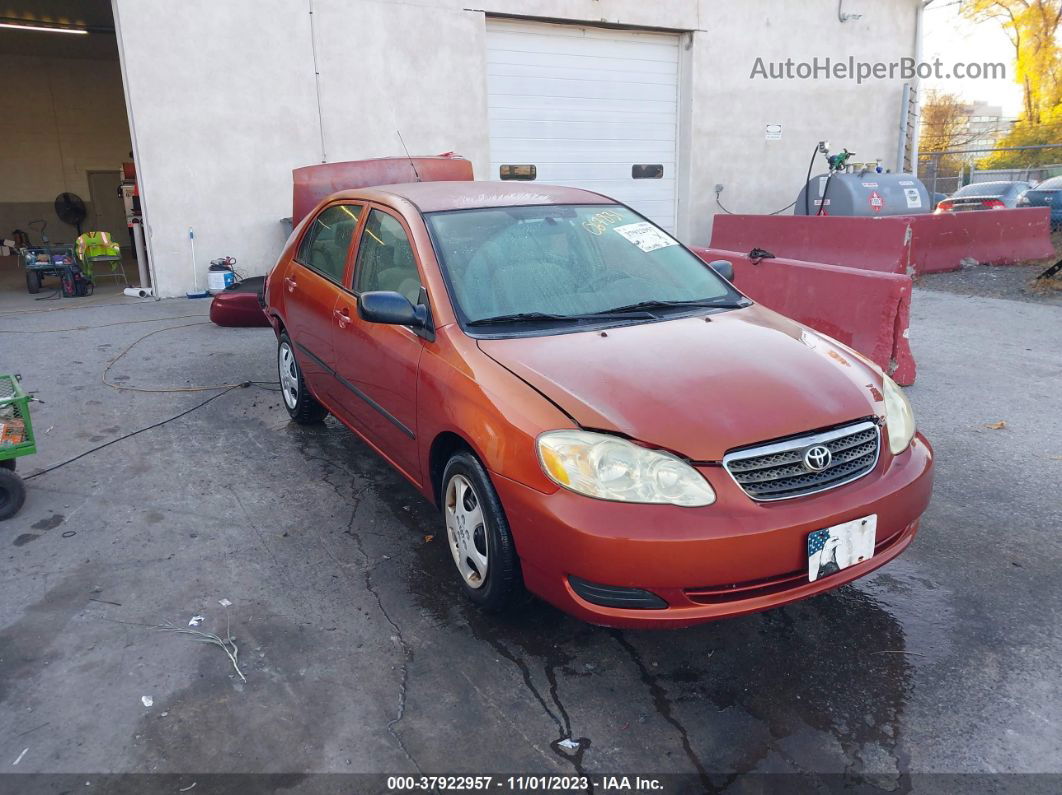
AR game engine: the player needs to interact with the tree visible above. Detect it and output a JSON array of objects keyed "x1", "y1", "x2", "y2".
[
  {"x1": 919, "y1": 91, "x2": 977, "y2": 174},
  {"x1": 978, "y1": 106, "x2": 1062, "y2": 166},
  {"x1": 962, "y1": 1, "x2": 1062, "y2": 124}
]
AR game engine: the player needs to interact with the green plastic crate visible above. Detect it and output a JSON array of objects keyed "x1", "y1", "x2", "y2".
[{"x1": 0, "y1": 375, "x2": 36, "y2": 461}]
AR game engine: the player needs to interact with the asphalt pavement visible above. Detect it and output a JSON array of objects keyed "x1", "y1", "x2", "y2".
[{"x1": 0, "y1": 276, "x2": 1059, "y2": 792}]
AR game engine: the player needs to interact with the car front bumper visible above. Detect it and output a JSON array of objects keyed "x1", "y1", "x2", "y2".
[{"x1": 492, "y1": 433, "x2": 934, "y2": 629}]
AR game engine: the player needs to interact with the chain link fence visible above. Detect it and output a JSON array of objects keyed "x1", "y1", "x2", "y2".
[{"x1": 918, "y1": 143, "x2": 1062, "y2": 198}]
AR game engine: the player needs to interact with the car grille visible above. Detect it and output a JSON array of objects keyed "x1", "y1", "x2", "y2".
[{"x1": 722, "y1": 420, "x2": 880, "y2": 501}]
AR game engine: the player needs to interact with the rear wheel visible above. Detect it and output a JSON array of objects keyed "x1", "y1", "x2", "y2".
[
  {"x1": 0, "y1": 469, "x2": 26, "y2": 521},
  {"x1": 26, "y1": 270, "x2": 40, "y2": 294},
  {"x1": 0, "y1": 459, "x2": 14, "y2": 471},
  {"x1": 441, "y1": 451, "x2": 523, "y2": 611},
  {"x1": 278, "y1": 333, "x2": 327, "y2": 424}
]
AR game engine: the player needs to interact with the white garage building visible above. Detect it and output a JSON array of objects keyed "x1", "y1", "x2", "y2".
[{"x1": 1, "y1": 0, "x2": 926, "y2": 297}]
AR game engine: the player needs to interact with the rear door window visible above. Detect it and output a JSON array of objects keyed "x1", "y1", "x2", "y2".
[{"x1": 296, "y1": 204, "x2": 362, "y2": 283}]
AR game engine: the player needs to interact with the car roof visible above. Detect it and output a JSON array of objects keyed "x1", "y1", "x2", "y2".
[{"x1": 326, "y1": 180, "x2": 616, "y2": 213}]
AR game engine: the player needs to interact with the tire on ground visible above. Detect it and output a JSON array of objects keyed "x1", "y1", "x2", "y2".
[
  {"x1": 277, "y1": 332, "x2": 328, "y2": 424},
  {"x1": 441, "y1": 450, "x2": 524, "y2": 611},
  {"x1": 0, "y1": 469, "x2": 26, "y2": 521}
]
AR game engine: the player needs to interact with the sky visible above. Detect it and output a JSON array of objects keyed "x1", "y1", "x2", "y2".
[{"x1": 922, "y1": 1, "x2": 1023, "y2": 117}]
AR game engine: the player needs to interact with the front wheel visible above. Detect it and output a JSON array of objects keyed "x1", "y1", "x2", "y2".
[
  {"x1": 0, "y1": 458, "x2": 14, "y2": 471},
  {"x1": 277, "y1": 333, "x2": 328, "y2": 424},
  {"x1": 441, "y1": 451, "x2": 523, "y2": 611},
  {"x1": 0, "y1": 469, "x2": 26, "y2": 521},
  {"x1": 26, "y1": 270, "x2": 40, "y2": 294}
]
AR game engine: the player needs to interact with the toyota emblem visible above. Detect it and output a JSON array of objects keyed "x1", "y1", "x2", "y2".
[{"x1": 803, "y1": 445, "x2": 832, "y2": 472}]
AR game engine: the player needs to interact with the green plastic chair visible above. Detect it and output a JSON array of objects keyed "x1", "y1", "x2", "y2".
[{"x1": 76, "y1": 231, "x2": 127, "y2": 284}]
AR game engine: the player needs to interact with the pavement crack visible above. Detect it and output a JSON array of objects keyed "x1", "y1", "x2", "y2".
[
  {"x1": 231, "y1": 487, "x2": 309, "y2": 615},
  {"x1": 489, "y1": 637, "x2": 565, "y2": 733},
  {"x1": 611, "y1": 630, "x2": 711, "y2": 790},
  {"x1": 337, "y1": 478, "x2": 422, "y2": 775},
  {"x1": 485, "y1": 636, "x2": 592, "y2": 788}
]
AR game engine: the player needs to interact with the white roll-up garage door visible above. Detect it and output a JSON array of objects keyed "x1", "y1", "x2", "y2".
[{"x1": 485, "y1": 18, "x2": 680, "y2": 231}]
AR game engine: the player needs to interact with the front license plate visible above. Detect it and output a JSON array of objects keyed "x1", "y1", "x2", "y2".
[{"x1": 807, "y1": 515, "x2": 877, "y2": 582}]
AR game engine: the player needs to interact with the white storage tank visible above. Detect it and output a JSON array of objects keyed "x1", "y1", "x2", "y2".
[{"x1": 795, "y1": 172, "x2": 931, "y2": 216}]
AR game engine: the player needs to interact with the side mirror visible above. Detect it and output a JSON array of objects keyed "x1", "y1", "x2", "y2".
[
  {"x1": 358, "y1": 291, "x2": 427, "y2": 328},
  {"x1": 707, "y1": 259, "x2": 734, "y2": 281}
]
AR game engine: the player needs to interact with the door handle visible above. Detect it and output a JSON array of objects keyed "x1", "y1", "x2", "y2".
[
  {"x1": 333, "y1": 307, "x2": 351, "y2": 329},
  {"x1": 283, "y1": 276, "x2": 297, "y2": 292}
]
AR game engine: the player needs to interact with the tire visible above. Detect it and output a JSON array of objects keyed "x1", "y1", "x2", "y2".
[
  {"x1": 26, "y1": 270, "x2": 40, "y2": 294},
  {"x1": 441, "y1": 451, "x2": 523, "y2": 611},
  {"x1": 277, "y1": 333, "x2": 327, "y2": 424},
  {"x1": 0, "y1": 469, "x2": 26, "y2": 521},
  {"x1": 0, "y1": 458, "x2": 14, "y2": 471}
]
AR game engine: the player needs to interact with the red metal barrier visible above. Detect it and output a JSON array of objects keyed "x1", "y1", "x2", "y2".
[
  {"x1": 692, "y1": 246, "x2": 916, "y2": 385},
  {"x1": 708, "y1": 208, "x2": 1053, "y2": 275},
  {"x1": 293, "y1": 155, "x2": 473, "y2": 225},
  {"x1": 902, "y1": 207, "x2": 1054, "y2": 273},
  {"x1": 710, "y1": 215, "x2": 911, "y2": 274}
]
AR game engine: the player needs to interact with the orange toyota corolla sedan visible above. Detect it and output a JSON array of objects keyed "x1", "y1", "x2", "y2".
[{"x1": 263, "y1": 181, "x2": 933, "y2": 629}]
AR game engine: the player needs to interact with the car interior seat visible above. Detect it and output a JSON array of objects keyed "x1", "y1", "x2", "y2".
[{"x1": 462, "y1": 228, "x2": 581, "y2": 318}]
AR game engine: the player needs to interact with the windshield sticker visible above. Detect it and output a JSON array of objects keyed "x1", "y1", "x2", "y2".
[
  {"x1": 612, "y1": 222, "x2": 678, "y2": 252},
  {"x1": 581, "y1": 209, "x2": 624, "y2": 236}
]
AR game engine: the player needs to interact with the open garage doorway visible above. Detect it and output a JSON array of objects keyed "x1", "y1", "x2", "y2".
[{"x1": 0, "y1": 1, "x2": 143, "y2": 306}]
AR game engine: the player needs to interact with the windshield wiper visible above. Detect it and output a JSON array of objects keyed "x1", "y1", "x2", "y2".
[
  {"x1": 598, "y1": 297, "x2": 750, "y2": 314},
  {"x1": 467, "y1": 310, "x2": 654, "y2": 327}
]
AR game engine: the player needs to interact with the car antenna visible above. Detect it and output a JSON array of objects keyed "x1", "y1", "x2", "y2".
[{"x1": 396, "y1": 130, "x2": 421, "y2": 182}]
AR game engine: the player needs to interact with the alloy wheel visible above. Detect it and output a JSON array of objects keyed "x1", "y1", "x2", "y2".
[
  {"x1": 278, "y1": 342, "x2": 299, "y2": 410},
  {"x1": 444, "y1": 473, "x2": 489, "y2": 589}
]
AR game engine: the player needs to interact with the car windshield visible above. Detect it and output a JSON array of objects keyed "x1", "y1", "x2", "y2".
[
  {"x1": 1034, "y1": 176, "x2": 1062, "y2": 190},
  {"x1": 425, "y1": 204, "x2": 740, "y2": 328}
]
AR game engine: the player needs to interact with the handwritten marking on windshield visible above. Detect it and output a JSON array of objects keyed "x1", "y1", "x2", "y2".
[{"x1": 581, "y1": 209, "x2": 624, "y2": 236}]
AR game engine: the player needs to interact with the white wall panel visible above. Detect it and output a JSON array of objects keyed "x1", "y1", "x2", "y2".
[{"x1": 486, "y1": 18, "x2": 680, "y2": 231}]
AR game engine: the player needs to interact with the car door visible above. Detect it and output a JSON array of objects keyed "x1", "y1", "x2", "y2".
[
  {"x1": 332, "y1": 206, "x2": 427, "y2": 483},
  {"x1": 283, "y1": 203, "x2": 363, "y2": 394}
]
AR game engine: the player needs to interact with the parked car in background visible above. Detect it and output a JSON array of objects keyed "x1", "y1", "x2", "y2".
[
  {"x1": 935, "y1": 181, "x2": 1032, "y2": 213},
  {"x1": 264, "y1": 181, "x2": 934, "y2": 629},
  {"x1": 1017, "y1": 175, "x2": 1062, "y2": 228}
]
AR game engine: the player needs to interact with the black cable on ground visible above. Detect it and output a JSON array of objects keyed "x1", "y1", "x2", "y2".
[
  {"x1": 0, "y1": 293, "x2": 154, "y2": 317},
  {"x1": 25, "y1": 383, "x2": 248, "y2": 481},
  {"x1": 100, "y1": 321, "x2": 277, "y2": 394},
  {"x1": 0, "y1": 313, "x2": 209, "y2": 334}
]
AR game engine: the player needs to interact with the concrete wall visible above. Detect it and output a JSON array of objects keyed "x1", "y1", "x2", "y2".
[
  {"x1": 112, "y1": 0, "x2": 919, "y2": 297},
  {"x1": 0, "y1": 50, "x2": 131, "y2": 243}
]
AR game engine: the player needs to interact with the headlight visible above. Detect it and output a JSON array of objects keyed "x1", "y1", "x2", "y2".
[
  {"x1": 882, "y1": 374, "x2": 916, "y2": 455},
  {"x1": 537, "y1": 430, "x2": 716, "y2": 507}
]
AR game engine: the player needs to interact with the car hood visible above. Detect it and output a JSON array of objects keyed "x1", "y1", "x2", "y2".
[{"x1": 477, "y1": 306, "x2": 885, "y2": 461}]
